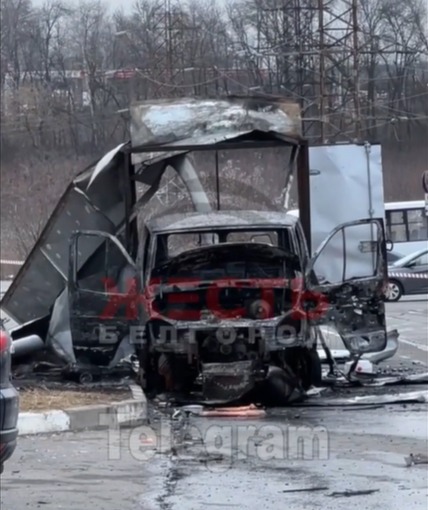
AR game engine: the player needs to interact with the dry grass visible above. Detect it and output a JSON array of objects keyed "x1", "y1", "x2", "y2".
[{"x1": 19, "y1": 387, "x2": 132, "y2": 412}]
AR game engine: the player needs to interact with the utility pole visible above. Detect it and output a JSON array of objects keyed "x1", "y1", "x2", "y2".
[
  {"x1": 351, "y1": 0, "x2": 362, "y2": 140},
  {"x1": 165, "y1": 0, "x2": 173, "y2": 87},
  {"x1": 147, "y1": 0, "x2": 199, "y2": 98},
  {"x1": 318, "y1": 0, "x2": 326, "y2": 143},
  {"x1": 314, "y1": 0, "x2": 363, "y2": 143},
  {"x1": 258, "y1": 0, "x2": 364, "y2": 143}
]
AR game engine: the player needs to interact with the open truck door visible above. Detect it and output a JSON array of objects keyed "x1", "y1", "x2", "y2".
[
  {"x1": 68, "y1": 230, "x2": 141, "y2": 372},
  {"x1": 304, "y1": 219, "x2": 388, "y2": 355}
]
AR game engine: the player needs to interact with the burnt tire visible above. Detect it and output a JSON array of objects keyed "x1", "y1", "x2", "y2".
[
  {"x1": 138, "y1": 347, "x2": 163, "y2": 396},
  {"x1": 306, "y1": 348, "x2": 322, "y2": 388},
  {"x1": 262, "y1": 366, "x2": 301, "y2": 407},
  {"x1": 386, "y1": 279, "x2": 403, "y2": 302},
  {"x1": 285, "y1": 347, "x2": 322, "y2": 390}
]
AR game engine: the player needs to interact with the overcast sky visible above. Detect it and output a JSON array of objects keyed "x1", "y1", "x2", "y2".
[
  {"x1": 32, "y1": 0, "x2": 134, "y2": 12},
  {"x1": 32, "y1": 0, "x2": 228, "y2": 15}
]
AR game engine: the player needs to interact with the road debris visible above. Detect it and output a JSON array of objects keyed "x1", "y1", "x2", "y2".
[
  {"x1": 200, "y1": 405, "x2": 267, "y2": 418},
  {"x1": 363, "y1": 372, "x2": 428, "y2": 386},
  {"x1": 318, "y1": 329, "x2": 399, "y2": 368},
  {"x1": 305, "y1": 387, "x2": 328, "y2": 396},
  {"x1": 344, "y1": 359, "x2": 376, "y2": 376},
  {"x1": 321, "y1": 369, "x2": 428, "y2": 388},
  {"x1": 404, "y1": 453, "x2": 428, "y2": 467},
  {"x1": 328, "y1": 489, "x2": 380, "y2": 498},
  {"x1": 178, "y1": 403, "x2": 266, "y2": 418},
  {"x1": 299, "y1": 390, "x2": 428, "y2": 407},
  {"x1": 282, "y1": 486, "x2": 329, "y2": 493}
]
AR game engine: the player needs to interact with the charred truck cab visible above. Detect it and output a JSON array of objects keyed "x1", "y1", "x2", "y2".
[
  {"x1": 141, "y1": 212, "x2": 387, "y2": 403},
  {"x1": 141, "y1": 211, "x2": 313, "y2": 403},
  {"x1": 1, "y1": 96, "x2": 389, "y2": 404}
]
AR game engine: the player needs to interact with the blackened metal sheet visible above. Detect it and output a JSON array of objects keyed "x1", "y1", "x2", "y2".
[
  {"x1": 130, "y1": 97, "x2": 302, "y2": 164},
  {"x1": 40, "y1": 189, "x2": 116, "y2": 277},
  {"x1": 202, "y1": 360, "x2": 256, "y2": 402},
  {"x1": 3, "y1": 249, "x2": 65, "y2": 323},
  {"x1": 1, "y1": 98, "x2": 302, "y2": 332},
  {"x1": 1, "y1": 149, "x2": 125, "y2": 326},
  {"x1": 77, "y1": 144, "x2": 127, "y2": 226},
  {"x1": 147, "y1": 210, "x2": 299, "y2": 233}
]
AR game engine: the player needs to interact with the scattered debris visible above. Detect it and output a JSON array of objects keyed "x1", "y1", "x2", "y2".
[
  {"x1": 198, "y1": 452, "x2": 224, "y2": 464},
  {"x1": 344, "y1": 359, "x2": 376, "y2": 376},
  {"x1": 299, "y1": 390, "x2": 428, "y2": 407},
  {"x1": 328, "y1": 489, "x2": 380, "y2": 498},
  {"x1": 306, "y1": 387, "x2": 328, "y2": 397},
  {"x1": 363, "y1": 330, "x2": 399, "y2": 364},
  {"x1": 318, "y1": 329, "x2": 399, "y2": 368},
  {"x1": 200, "y1": 405, "x2": 267, "y2": 418},
  {"x1": 321, "y1": 368, "x2": 428, "y2": 389},
  {"x1": 404, "y1": 453, "x2": 428, "y2": 467},
  {"x1": 282, "y1": 486, "x2": 329, "y2": 493},
  {"x1": 363, "y1": 372, "x2": 428, "y2": 387},
  {"x1": 178, "y1": 404, "x2": 266, "y2": 418},
  {"x1": 341, "y1": 405, "x2": 384, "y2": 411}
]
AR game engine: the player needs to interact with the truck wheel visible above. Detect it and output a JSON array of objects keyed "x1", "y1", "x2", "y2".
[
  {"x1": 263, "y1": 365, "x2": 301, "y2": 406},
  {"x1": 286, "y1": 347, "x2": 322, "y2": 390},
  {"x1": 79, "y1": 372, "x2": 93, "y2": 384}
]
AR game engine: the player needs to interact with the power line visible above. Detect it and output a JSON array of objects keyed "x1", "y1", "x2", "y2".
[{"x1": 2, "y1": 0, "x2": 427, "y2": 145}]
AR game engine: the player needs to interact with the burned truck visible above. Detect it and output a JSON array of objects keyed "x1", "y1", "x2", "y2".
[{"x1": 1, "y1": 96, "x2": 389, "y2": 404}]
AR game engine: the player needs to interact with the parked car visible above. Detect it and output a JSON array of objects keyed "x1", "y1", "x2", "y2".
[
  {"x1": 386, "y1": 248, "x2": 428, "y2": 301},
  {"x1": 387, "y1": 251, "x2": 404, "y2": 264},
  {"x1": 0, "y1": 323, "x2": 19, "y2": 474}
]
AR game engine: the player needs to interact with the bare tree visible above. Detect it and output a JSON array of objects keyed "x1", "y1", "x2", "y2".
[
  {"x1": 1, "y1": 0, "x2": 428, "y2": 262},
  {"x1": 378, "y1": 0, "x2": 427, "y2": 117},
  {"x1": 0, "y1": 0, "x2": 33, "y2": 89},
  {"x1": 28, "y1": 1, "x2": 71, "y2": 82},
  {"x1": 69, "y1": 0, "x2": 117, "y2": 146}
]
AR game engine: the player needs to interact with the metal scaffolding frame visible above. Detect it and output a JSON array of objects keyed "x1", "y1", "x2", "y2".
[
  {"x1": 114, "y1": 0, "x2": 424, "y2": 144},
  {"x1": 249, "y1": 0, "x2": 408, "y2": 143}
]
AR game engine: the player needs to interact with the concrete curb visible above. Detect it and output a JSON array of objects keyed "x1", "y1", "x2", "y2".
[{"x1": 17, "y1": 384, "x2": 147, "y2": 436}]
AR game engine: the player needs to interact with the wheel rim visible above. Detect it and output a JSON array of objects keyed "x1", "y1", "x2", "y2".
[{"x1": 387, "y1": 282, "x2": 400, "y2": 300}]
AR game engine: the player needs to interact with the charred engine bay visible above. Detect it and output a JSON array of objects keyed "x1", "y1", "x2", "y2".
[
  {"x1": 142, "y1": 244, "x2": 309, "y2": 404},
  {"x1": 151, "y1": 286, "x2": 298, "y2": 321}
]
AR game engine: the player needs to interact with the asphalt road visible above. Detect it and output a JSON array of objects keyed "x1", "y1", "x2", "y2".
[
  {"x1": 1, "y1": 404, "x2": 427, "y2": 510},
  {"x1": 385, "y1": 297, "x2": 428, "y2": 366},
  {"x1": 317, "y1": 295, "x2": 428, "y2": 368},
  {"x1": 0, "y1": 285, "x2": 427, "y2": 509}
]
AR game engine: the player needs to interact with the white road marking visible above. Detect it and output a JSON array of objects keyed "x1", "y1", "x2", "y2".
[{"x1": 399, "y1": 338, "x2": 428, "y2": 353}]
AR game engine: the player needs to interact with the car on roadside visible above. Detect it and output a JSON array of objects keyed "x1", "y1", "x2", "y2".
[
  {"x1": 386, "y1": 248, "x2": 428, "y2": 301},
  {"x1": 0, "y1": 322, "x2": 19, "y2": 474},
  {"x1": 387, "y1": 251, "x2": 404, "y2": 264}
]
